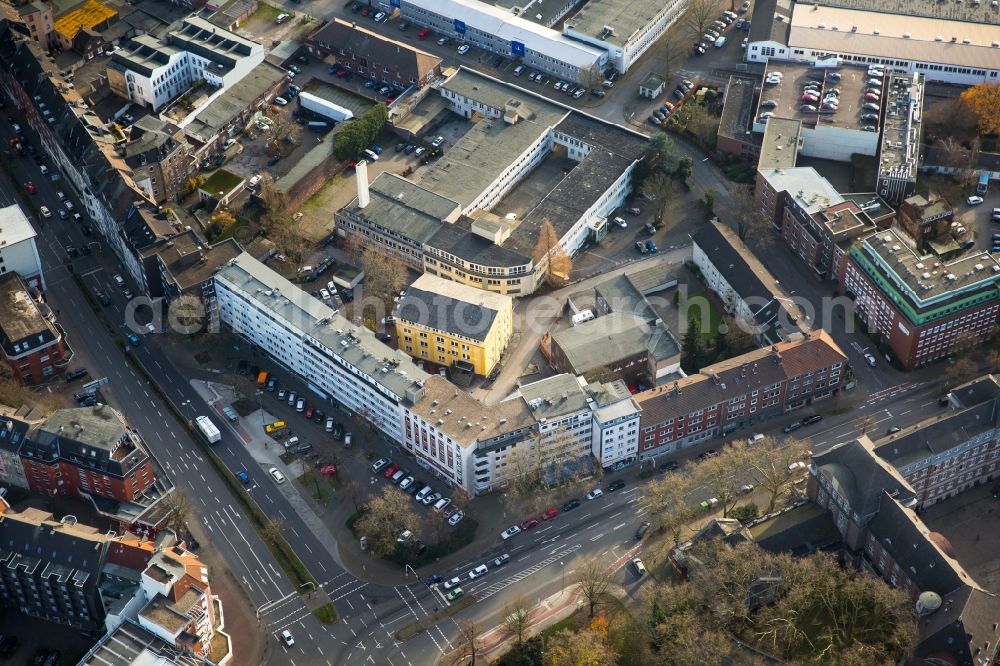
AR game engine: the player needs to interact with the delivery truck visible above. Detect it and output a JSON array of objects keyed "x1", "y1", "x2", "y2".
[{"x1": 195, "y1": 415, "x2": 221, "y2": 444}]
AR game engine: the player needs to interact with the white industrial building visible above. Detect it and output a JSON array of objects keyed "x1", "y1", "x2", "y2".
[
  {"x1": 214, "y1": 253, "x2": 430, "y2": 443},
  {"x1": 746, "y1": 0, "x2": 1000, "y2": 85},
  {"x1": 395, "y1": 0, "x2": 606, "y2": 83},
  {"x1": 107, "y1": 16, "x2": 265, "y2": 111},
  {"x1": 564, "y1": 0, "x2": 690, "y2": 74},
  {"x1": 0, "y1": 205, "x2": 45, "y2": 291}
]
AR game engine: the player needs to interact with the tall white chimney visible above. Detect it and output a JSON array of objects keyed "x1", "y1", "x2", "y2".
[{"x1": 356, "y1": 160, "x2": 370, "y2": 209}]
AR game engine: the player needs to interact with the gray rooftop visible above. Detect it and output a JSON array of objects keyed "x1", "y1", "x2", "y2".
[
  {"x1": 394, "y1": 273, "x2": 511, "y2": 342},
  {"x1": 803, "y1": 0, "x2": 1000, "y2": 26},
  {"x1": 758, "y1": 117, "x2": 801, "y2": 170},
  {"x1": 343, "y1": 172, "x2": 460, "y2": 244},
  {"x1": 877, "y1": 72, "x2": 923, "y2": 182},
  {"x1": 749, "y1": 0, "x2": 793, "y2": 44},
  {"x1": 759, "y1": 167, "x2": 844, "y2": 214},
  {"x1": 517, "y1": 374, "x2": 590, "y2": 421},
  {"x1": 215, "y1": 253, "x2": 431, "y2": 401},
  {"x1": 78, "y1": 619, "x2": 211, "y2": 666},
  {"x1": 552, "y1": 314, "x2": 679, "y2": 374},
  {"x1": 564, "y1": 0, "x2": 683, "y2": 49},
  {"x1": 183, "y1": 61, "x2": 286, "y2": 142},
  {"x1": 874, "y1": 400, "x2": 998, "y2": 470}
]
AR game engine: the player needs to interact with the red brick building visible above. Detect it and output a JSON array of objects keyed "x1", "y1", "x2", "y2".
[
  {"x1": 840, "y1": 228, "x2": 1000, "y2": 369},
  {"x1": 780, "y1": 200, "x2": 877, "y2": 281},
  {"x1": 19, "y1": 405, "x2": 156, "y2": 502},
  {"x1": 634, "y1": 330, "x2": 847, "y2": 458},
  {"x1": 307, "y1": 18, "x2": 443, "y2": 89},
  {"x1": 0, "y1": 273, "x2": 69, "y2": 384}
]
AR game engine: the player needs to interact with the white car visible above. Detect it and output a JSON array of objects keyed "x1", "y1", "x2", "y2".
[
  {"x1": 39, "y1": 165, "x2": 48, "y2": 175},
  {"x1": 457, "y1": 44, "x2": 470, "y2": 55},
  {"x1": 113, "y1": 274, "x2": 126, "y2": 287},
  {"x1": 468, "y1": 564, "x2": 488, "y2": 579},
  {"x1": 320, "y1": 288, "x2": 332, "y2": 301},
  {"x1": 248, "y1": 174, "x2": 262, "y2": 188},
  {"x1": 443, "y1": 576, "x2": 462, "y2": 590},
  {"x1": 274, "y1": 97, "x2": 288, "y2": 107},
  {"x1": 788, "y1": 461, "x2": 807, "y2": 472},
  {"x1": 64, "y1": 200, "x2": 74, "y2": 211},
  {"x1": 371, "y1": 457, "x2": 390, "y2": 472},
  {"x1": 968, "y1": 196, "x2": 985, "y2": 206},
  {"x1": 56, "y1": 190, "x2": 65, "y2": 199},
  {"x1": 396, "y1": 529, "x2": 412, "y2": 543},
  {"x1": 280, "y1": 630, "x2": 294, "y2": 647},
  {"x1": 739, "y1": 483, "x2": 755, "y2": 494},
  {"x1": 39, "y1": 206, "x2": 51, "y2": 218},
  {"x1": 399, "y1": 476, "x2": 415, "y2": 490},
  {"x1": 431, "y1": 136, "x2": 445, "y2": 148},
  {"x1": 326, "y1": 416, "x2": 335, "y2": 432},
  {"x1": 586, "y1": 488, "x2": 604, "y2": 500},
  {"x1": 501, "y1": 525, "x2": 521, "y2": 540},
  {"x1": 448, "y1": 510, "x2": 464, "y2": 526},
  {"x1": 864, "y1": 352, "x2": 877, "y2": 367},
  {"x1": 269, "y1": 467, "x2": 286, "y2": 484}
]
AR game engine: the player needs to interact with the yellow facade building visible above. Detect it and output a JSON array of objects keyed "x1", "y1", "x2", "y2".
[{"x1": 394, "y1": 274, "x2": 513, "y2": 377}]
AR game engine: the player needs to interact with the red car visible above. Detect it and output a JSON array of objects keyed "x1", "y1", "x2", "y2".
[
  {"x1": 305, "y1": 406, "x2": 314, "y2": 419},
  {"x1": 520, "y1": 518, "x2": 539, "y2": 530},
  {"x1": 336, "y1": 69, "x2": 350, "y2": 79},
  {"x1": 865, "y1": 92, "x2": 880, "y2": 101},
  {"x1": 383, "y1": 463, "x2": 400, "y2": 478},
  {"x1": 320, "y1": 465, "x2": 337, "y2": 476},
  {"x1": 418, "y1": 28, "x2": 430, "y2": 40},
  {"x1": 361, "y1": 6, "x2": 371, "y2": 15},
  {"x1": 25, "y1": 181, "x2": 36, "y2": 194},
  {"x1": 541, "y1": 507, "x2": 559, "y2": 520}
]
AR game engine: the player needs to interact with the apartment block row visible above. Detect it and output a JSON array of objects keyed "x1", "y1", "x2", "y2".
[{"x1": 0, "y1": 499, "x2": 230, "y2": 661}]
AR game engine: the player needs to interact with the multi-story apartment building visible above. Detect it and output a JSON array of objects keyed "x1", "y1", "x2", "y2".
[
  {"x1": 52, "y1": 0, "x2": 117, "y2": 56},
  {"x1": 336, "y1": 69, "x2": 647, "y2": 296},
  {"x1": 516, "y1": 373, "x2": 594, "y2": 463},
  {"x1": 0, "y1": 204, "x2": 45, "y2": 290},
  {"x1": 586, "y1": 378, "x2": 641, "y2": 469},
  {"x1": 107, "y1": 16, "x2": 264, "y2": 112},
  {"x1": 18, "y1": 405, "x2": 158, "y2": 504},
  {"x1": 0, "y1": 503, "x2": 111, "y2": 631},
  {"x1": 395, "y1": 0, "x2": 606, "y2": 84},
  {"x1": 394, "y1": 273, "x2": 514, "y2": 377},
  {"x1": 809, "y1": 436, "x2": 1000, "y2": 664},
  {"x1": 307, "y1": 18, "x2": 443, "y2": 88},
  {"x1": 2, "y1": 0, "x2": 53, "y2": 51},
  {"x1": 872, "y1": 374, "x2": 1000, "y2": 507},
  {"x1": 635, "y1": 330, "x2": 847, "y2": 458},
  {"x1": 0, "y1": 273, "x2": 69, "y2": 383},
  {"x1": 0, "y1": 413, "x2": 30, "y2": 491},
  {"x1": 780, "y1": 199, "x2": 878, "y2": 281},
  {"x1": 120, "y1": 116, "x2": 195, "y2": 205},
  {"x1": 692, "y1": 220, "x2": 807, "y2": 343},
  {"x1": 214, "y1": 252, "x2": 430, "y2": 443},
  {"x1": 840, "y1": 228, "x2": 1000, "y2": 369}
]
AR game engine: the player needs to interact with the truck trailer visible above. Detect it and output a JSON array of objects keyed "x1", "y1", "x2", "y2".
[{"x1": 299, "y1": 92, "x2": 354, "y2": 123}]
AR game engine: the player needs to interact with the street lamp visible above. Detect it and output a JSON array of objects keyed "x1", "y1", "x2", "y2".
[
  {"x1": 299, "y1": 581, "x2": 315, "y2": 599},
  {"x1": 560, "y1": 561, "x2": 565, "y2": 594}
]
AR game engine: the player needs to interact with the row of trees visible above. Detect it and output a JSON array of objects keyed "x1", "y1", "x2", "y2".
[{"x1": 332, "y1": 103, "x2": 389, "y2": 161}]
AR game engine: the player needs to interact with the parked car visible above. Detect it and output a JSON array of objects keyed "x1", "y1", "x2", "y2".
[
  {"x1": 371, "y1": 458, "x2": 391, "y2": 472},
  {"x1": 607, "y1": 479, "x2": 626, "y2": 492},
  {"x1": 443, "y1": 576, "x2": 462, "y2": 590},
  {"x1": 492, "y1": 553, "x2": 511, "y2": 567},
  {"x1": 541, "y1": 507, "x2": 559, "y2": 520},
  {"x1": 586, "y1": 488, "x2": 604, "y2": 500},
  {"x1": 562, "y1": 498, "x2": 581, "y2": 511},
  {"x1": 501, "y1": 525, "x2": 521, "y2": 540},
  {"x1": 519, "y1": 517, "x2": 539, "y2": 530},
  {"x1": 968, "y1": 196, "x2": 985, "y2": 206}
]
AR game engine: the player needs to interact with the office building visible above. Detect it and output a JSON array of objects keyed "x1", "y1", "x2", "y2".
[
  {"x1": 394, "y1": 273, "x2": 514, "y2": 377},
  {"x1": 746, "y1": 0, "x2": 1000, "y2": 85},
  {"x1": 394, "y1": 0, "x2": 606, "y2": 84},
  {"x1": 840, "y1": 228, "x2": 1000, "y2": 369},
  {"x1": 0, "y1": 273, "x2": 69, "y2": 383},
  {"x1": 307, "y1": 18, "x2": 443, "y2": 88},
  {"x1": 107, "y1": 16, "x2": 265, "y2": 111},
  {"x1": 635, "y1": 330, "x2": 847, "y2": 457},
  {"x1": 876, "y1": 72, "x2": 924, "y2": 205},
  {"x1": 214, "y1": 252, "x2": 431, "y2": 444},
  {"x1": 0, "y1": 204, "x2": 45, "y2": 290}
]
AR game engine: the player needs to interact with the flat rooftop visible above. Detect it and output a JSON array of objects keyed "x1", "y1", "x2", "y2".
[
  {"x1": 494, "y1": 0, "x2": 567, "y2": 26},
  {"x1": 343, "y1": 172, "x2": 460, "y2": 244},
  {"x1": 758, "y1": 117, "x2": 801, "y2": 170},
  {"x1": 760, "y1": 62, "x2": 870, "y2": 130},
  {"x1": 40, "y1": 406, "x2": 129, "y2": 453},
  {"x1": 564, "y1": 0, "x2": 681, "y2": 48},
  {"x1": 718, "y1": 76, "x2": 760, "y2": 145},
  {"x1": 878, "y1": 73, "x2": 923, "y2": 181},
  {"x1": 788, "y1": 4, "x2": 1000, "y2": 70},
  {"x1": 0, "y1": 204, "x2": 37, "y2": 248},
  {"x1": 758, "y1": 166, "x2": 845, "y2": 215},
  {"x1": 216, "y1": 253, "x2": 431, "y2": 401},
  {"x1": 0, "y1": 274, "x2": 54, "y2": 344},
  {"x1": 516, "y1": 373, "x2": 590, "y2": 421},
  {"x1": 804, "y1": 0, "x2": 1000, "y2": 27},
  {"x1": 409, "y1": 375, "x2": 534, "y2": 447},
  {"x1": 855, "y1": 228, "x2": 1000, "y2": 304}
]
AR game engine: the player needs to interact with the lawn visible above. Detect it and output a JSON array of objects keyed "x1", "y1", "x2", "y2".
[
  {"x1": 313, "y1": 602, "x2": 337, "y2": 624},
  {"x1": 297, "y1": 470, "x2": 339, "y2": 502},
  {"x1": 680, "y1": 286, "x2": 725, "y2": 341},
  {"x1": 201, "y1": 169, "x2": 244, "y2": 196},
  {"x1": 247, "y1": 2, "x2": 283, "y2": 23}
]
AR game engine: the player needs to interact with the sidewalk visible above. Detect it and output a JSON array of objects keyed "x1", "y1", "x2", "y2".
[{"x1": 463, "y1": 586, "x2": 584, "y2": 662}]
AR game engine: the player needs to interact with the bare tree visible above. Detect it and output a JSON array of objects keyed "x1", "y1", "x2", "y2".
[
  {"x1": 745, "y1": 437, "x2": 810, "y2": 513},
  {"x1": 544, "y1": 627, "x2": 614, "y2": 666},
  {"x1": 640, "y1": 471, "x2": 697, "y2": 546},
  {"x1": 501, "y1": 595, "x2": 533, "y2": 647},
  {"x1": 693, "y1": 441, "x2": 755, "y2": 517},
  {"x1": 574, "y1": 557, "x2": 612, "y2": 617},
  {"x1": 360, "y1": 245, "x2": 407, "y2": 327},
  {"x1": 161, "y1": 490, "x2": 193, "y2": 538},
  {"x1": 683, "y1": 0, "x2": 719, "y2": 42},
  {"x1": 943, "y1": 356, "x2": 979, "y2": 390},
  {"x1": 532, "y1": 219, "x2": 573, "y2": 285},
  {"x1": 641, "y1": 172, "x2": 683, "y2": 227},
  {"x1": 856, "y1": 414, "x2": 877, "y2": 436},
  {"x1": 355, "y1": 486, "x2": 419, "y2": 557},
  {"x1": 659, "y1": 32, "x2": 690, "y2": 82},
  {"x1": 729, "y1": 184, "x2": 772, "y2": 247},
  {"x1": 453, "y1": 619, "x2": 483, "y2": 666}
]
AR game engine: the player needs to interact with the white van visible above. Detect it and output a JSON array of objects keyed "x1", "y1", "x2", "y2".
[
  {"x1": 433, "y1": 497, "x2": 452, "y2": 513},
  {"x1": 468, "y1": 564, "x2": 488, "y2": 579},
  {"x1": 714, "y1": 36, "x2": 727, "y2": 48}
]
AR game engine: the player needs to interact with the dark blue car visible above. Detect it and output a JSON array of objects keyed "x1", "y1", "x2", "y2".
[
  {"x1": 645, "y1": 239, "x2": 658, "y2": 253},
  {"x1": 236, "y1": 470, "x2": 250, "y2": 485},
  {"x1": 425, "y1": 574, "x2": 443, "y2": 586}
]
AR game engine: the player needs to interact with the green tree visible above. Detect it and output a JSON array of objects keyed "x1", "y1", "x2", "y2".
[
  {"x1": 332, "y1": 104, "x2": 388, "y2": 160},
  {"x1": 680, "y1": 319, "x2": 705, "y2": 373},
  {"x1": 729, "y1": 503, "x2": 759, "y2": 525}
]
